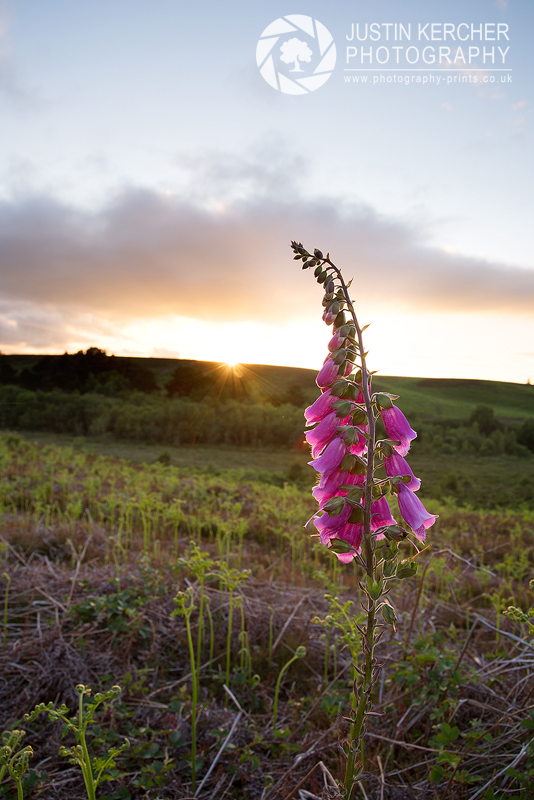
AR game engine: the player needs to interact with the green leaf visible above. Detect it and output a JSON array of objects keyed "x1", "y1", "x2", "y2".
[
  {"x1": 396, "y1": 565, "x2": 417, "y2": 579},
  {"x1": 348, "y1": 506, "x2": 364, "y2": 524},
  {"x1": 352, "y1": 409, "x2": 367, "y2": 425},
  {"x1": 375, "y1": 393, "x2": 394, "y2": 410},
  {"x1": 323, "y1": 497, "x2": 346, "y2": 517},
  {"x1": 340, "y1": 453, "x2": 356, "y2": 472},
  {"x1": 344, "y1": 486, "x2": 364, "y2": 503},
  {"x1": 382, "y1": 525, "x2": 408, "y2": 541},
  {"x1": 330, "y1": 379, "x2": 349, "y2": 397},
  {"x1": 350, "y1": 458, "x2": 367, "y2": 476},
  {"x1": 383, "y1": 560, "x2": 397, "y2": 578},
  {"x1": 332, "y1": 400, "x2": 352, "y2": 417},
  {"x1": 382, "y1": 544, "x2": 398, "y2": 561},
  {"x1": 430, "y1": 765, "x2": 445, "y2": 783},
  {"x1": 328, "y1": 539, "x2": 357, "y2": 555}
]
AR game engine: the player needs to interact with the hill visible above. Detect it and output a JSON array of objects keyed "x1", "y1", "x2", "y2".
[
  {"x1": 1, "y1": 353, "x2": 533, "y2": 421},
  {"x1": 131, "y1": 357, "x2": 534, "y2": 421}
]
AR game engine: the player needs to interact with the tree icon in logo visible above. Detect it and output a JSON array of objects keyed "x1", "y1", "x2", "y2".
[
  {"x1": 256, "y1": 15, "x2": 336, "y2": 95},
  {"x1": 280, "y1": 38, "x2": 312, "y2": 72}
]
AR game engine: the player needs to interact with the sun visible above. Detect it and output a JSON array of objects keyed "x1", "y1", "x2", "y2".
[{"x1": 225, "y1": 360, "x2": 240, "y2": 368}]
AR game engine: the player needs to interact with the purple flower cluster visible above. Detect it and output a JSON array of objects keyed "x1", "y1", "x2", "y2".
[{"x1": 306, "y1": 329, "x2": 437, "y2": 562}]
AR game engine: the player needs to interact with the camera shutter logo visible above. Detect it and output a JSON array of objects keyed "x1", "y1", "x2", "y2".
[{"x1": 256, "y1": 15, "x2": 336, "y2": 95}]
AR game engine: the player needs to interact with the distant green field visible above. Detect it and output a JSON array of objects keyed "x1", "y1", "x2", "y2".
[
  {"x1": 133, "y1": 357, "x2": 534, "y2": 421},
  {"x1": 373, "y1": 376, "x2": 534, "y2": 421}
]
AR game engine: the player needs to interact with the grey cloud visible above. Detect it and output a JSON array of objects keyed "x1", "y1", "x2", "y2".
[
  {"x1": 0, "y1": 301, "x2": 77, "y2": 351},
  {"x1": 0, "y1": 174, "x2": 533, "y2": 336},
  {"x1": 0, "y1": 299, "x2": 125, "y2": 353}
]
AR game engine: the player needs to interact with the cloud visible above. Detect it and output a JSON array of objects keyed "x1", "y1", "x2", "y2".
[{"x1": 0, "y1": 152, "x2": 533, "y2": 353}]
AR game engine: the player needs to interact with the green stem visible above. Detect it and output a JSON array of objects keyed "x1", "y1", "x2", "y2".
[
  {"x1": 184, "y1": 610, "x2": 197, "y2": 790},
  {"x1": 196, "y1": 579, "x2": 205, "y2": 683},
  {"x1": 206, "y1": 598, "x2": 215, "y2": 665},
  {"x1": 15, "y1": 778, "x2": 23, "y2": 800},
  {"x1": 79, "y1": 735, "x2": 96, "y2": 800},
  {"x1": 344, "y1": 604, "x2": 376, "y2": 798},
  {"x1": 272, "y1": 653, "x2": 300, "y2": 731},
  {"x1": 325, "y1": 257, "x2": 378, "y2": 799},
  {"x1": 225, "y1": 589, "x2": 234, "y2": 690},
  {"x1": 78, "y1": 694, "x2": 96, "y2": 800},
  {"x1": 78, "y1": 751, "x2": 95, "y2": 800}
]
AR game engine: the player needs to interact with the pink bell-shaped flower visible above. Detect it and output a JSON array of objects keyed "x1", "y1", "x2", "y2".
[
  {"x1": 381, "y1": 406, "x2": 417, "y2": 457},
  {"x1": 397, "y1": 483, "x2": 438, "y2": 541}
]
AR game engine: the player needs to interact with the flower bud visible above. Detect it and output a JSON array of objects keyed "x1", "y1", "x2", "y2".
[
  {"x1": 368, "y1": 581, "x2": 383, "y2": 600},
  {"x1": 325, "y1": 312, "x2": 336, "y2": 326},
  {"x1": 334, "y1": 311, "x2": 346, "y2": 328},
  {"x1": 334, "y1": 349, "x2": 347, "y2": 365},
  {"x1": 328, "y1": 330, "x2": 345, "y2": 352},
  {"x1": 382, "y1": 603, "x2": 397, "y2": 627}
]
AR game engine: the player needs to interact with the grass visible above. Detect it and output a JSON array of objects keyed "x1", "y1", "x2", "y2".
[
  {"x1": 14, "y1": 430, "x2": 313, "y2": 474},
  {"x1": 14, "y1": 429, "x2": 534, "y2": 514},
  {"x1": 408, "y1": 452, "x2": 534, "y2": 509},
  {"x1": 1, "y1": 432, "x2": 534, "y2": 799}
]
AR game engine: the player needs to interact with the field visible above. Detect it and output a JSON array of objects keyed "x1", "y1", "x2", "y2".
[
  {"x1": 1, "y1": 360, "x2": 533, "y2": 799},
  {"x1": 1, "y1": 414, "x2": 534, "y2": 800}
]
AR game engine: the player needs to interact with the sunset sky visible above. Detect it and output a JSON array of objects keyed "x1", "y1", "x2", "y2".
[{"x1": 0, "y1": 0, "x2": 533, "y2": 382}]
